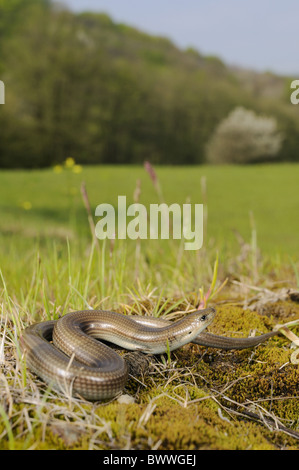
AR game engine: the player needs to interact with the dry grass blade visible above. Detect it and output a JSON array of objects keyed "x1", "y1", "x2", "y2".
[{"x1": 210, "y1": 390, "x2": 299, "y2": 441}]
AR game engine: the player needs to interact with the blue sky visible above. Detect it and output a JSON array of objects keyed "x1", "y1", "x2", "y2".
[{"x1": 64, "y1": 0, "x2": 298, "y2": 76}]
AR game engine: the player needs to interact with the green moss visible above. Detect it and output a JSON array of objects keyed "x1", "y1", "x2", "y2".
[
  {"x1": 207, "y1": 305, "x2": 274, "y2": 336},
  {"x1": 88, "y1": 395, "x2": 281, "y2": 450}
]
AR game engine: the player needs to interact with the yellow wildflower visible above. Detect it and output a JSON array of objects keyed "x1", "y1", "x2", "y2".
[
  {"x1": 65, "y1": 157, "x2": 75, "y2": 168},
  {"x1": 22, "y1": 201, "x2": 32, "y2": 210}
]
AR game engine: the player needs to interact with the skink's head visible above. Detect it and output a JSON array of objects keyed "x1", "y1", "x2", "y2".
[
  {"x1": 171, "y1": 307, "x2": 216, "y2": 350},
  {"x1": 185, "y1": 306, "x2": 215, "y2": 333}
]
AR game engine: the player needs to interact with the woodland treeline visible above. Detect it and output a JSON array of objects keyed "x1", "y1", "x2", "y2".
[{"x1": 0, "y1": 0, "x2": 298, "y2": 168}]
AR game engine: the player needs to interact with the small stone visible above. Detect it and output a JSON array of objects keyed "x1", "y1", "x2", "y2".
[{"x1": 117, "y1": 394, "x2": 135, "y2": 404}]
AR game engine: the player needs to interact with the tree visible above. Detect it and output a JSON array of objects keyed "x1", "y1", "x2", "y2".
[{"x1": 206, "y1": 107, "x2": 283, "y2": 164}]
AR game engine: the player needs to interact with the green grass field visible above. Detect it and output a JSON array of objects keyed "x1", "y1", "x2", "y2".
[
  {"x1": 1, "y1": 163, "x2": 298, "y2": 252},
  {"x1": 0, "y1": 163, "x2": 299, "y2": 450}
]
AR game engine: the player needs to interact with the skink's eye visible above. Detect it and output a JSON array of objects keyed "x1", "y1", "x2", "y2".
[{"x1": 200, "y1": 314, "x2": 207, "y2": 322}]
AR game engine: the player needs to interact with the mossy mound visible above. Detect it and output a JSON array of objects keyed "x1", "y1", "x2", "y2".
[{"x1": 1, "y1": 301, "x2": 299, "y2": 450}]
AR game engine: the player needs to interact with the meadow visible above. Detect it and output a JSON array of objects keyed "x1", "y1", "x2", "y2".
[
  {"x1": 0, "y1": 163, "x2": 299, "y2": 450},
  {"x1": 1, "y1": 163, "x2": 298, "y2": 251}
]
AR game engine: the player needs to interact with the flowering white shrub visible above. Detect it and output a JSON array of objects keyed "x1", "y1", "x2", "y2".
[{"x1": 206, "y1": 107, "x2": 283, "y2": 164}]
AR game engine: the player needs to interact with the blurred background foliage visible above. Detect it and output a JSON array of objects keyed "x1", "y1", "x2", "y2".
[
  {"x1": 0, "y1": 0, "x2": 298, "y2": 168},
  {"x1": 206, "y1": 107, "x2": 283, "y2": 164}
]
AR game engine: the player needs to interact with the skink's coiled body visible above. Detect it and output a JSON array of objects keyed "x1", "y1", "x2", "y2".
[{"x1": 20, "y1": 308, "x2": 216, "y2": 400}]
